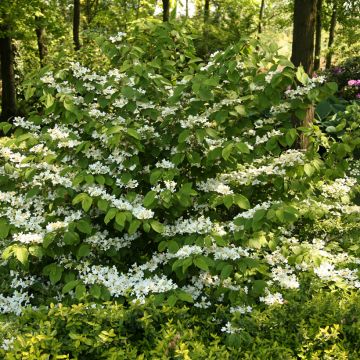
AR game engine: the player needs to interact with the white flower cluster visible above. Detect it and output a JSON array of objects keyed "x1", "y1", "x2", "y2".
[
  {"x1": 220, "y1": 150, "x2": 305, "y2": 186},
  {"x1": 12, "y1": 232, "x2": 44, "y2": 244},
  {"x1": 85, "y1": 230, "x2": 140, "y2": 251},
  {"x1": 13, "y1": 117, "x2": 41, "y2": 132},
  {"x1": 197, "y1": 178, "x2": 233, "y2": 195},
  {"x1": 79, "y1": 264, "x2": 177, "y2": 302},
  {"x1": 255, "y1": 129, "x2": 282, "y2": 146},
  {"x1": 109, "y1": 32, "x2": 127, "y2": 43},
  {"x1": 221, "y1": 322, "x2": 243, "y2": 334},
  {"x1": 163, "y1": 216, "x2": 213, "y2": 236},
  {"x1": 259, "y1": 289, "x2": 284, "y2": 305},
  {"x1": 285, "y1": 76, "x2": 326, "y2": 99},
  {"x1": 320, "y1": 177, "x2": 357, "y2": 200},
  {"x1": 180, "y1": 114, "x2": 212, "y2": 129},
  {"x1": 271, "y1": 266, "x2": 300, "y2": 289}
]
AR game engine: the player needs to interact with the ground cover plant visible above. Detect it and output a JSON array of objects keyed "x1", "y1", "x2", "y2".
[{"x1": 0, "y1": 20, "x2": 360, "y2": 357}]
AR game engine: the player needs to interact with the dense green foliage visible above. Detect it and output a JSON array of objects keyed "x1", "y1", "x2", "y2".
[{"x1": 2, "y1": 289, "x2": 360, "y2": 359}]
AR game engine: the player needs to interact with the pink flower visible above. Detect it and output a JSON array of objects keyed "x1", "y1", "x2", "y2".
[
  {"x1": 356, "y1": 93, "x2": 360, "y2": 99},
  {"x1": 348, "y1": 80, "x2": 360, "y2": 86}
]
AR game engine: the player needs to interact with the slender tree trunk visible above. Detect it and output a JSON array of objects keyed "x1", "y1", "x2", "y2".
[
  {"x1": 186, "y1": 0, "x2": 189, "y2": 18},
  {"x1": 291, "y1": 0, "x2": 317, "y2": 75},
  {"x1": 258, "y1": 0, "x2": 265, "y2": 34},
  {"x1": 204, "y1": 0, "x2": 210, "y2": 22},
  {"x1": 326, "y1": 2, "x2": 337, "y2": 69},
  {"x1": 35, "y1": 18, "x2": 47, "y2": 67},
  {"x1": 314, "y1": 0, "x2": 322, "y2": 70},
  {"x1": 291, "y1": 0, "x2": 318, "y2": 150},
  {"x1": 0, "y1": 32, "x2": 17, "y2": 121},
  {"x1": 162, "y1": 0, "x2": 170, "y2": 22},
  {"x1": 73, "y1": 0, "x2": 81, "y2": 50}
]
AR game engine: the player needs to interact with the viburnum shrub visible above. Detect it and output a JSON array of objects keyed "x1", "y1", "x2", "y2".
[{"x1": 0, "y1": 24, "x2": 359, "y2": 321}]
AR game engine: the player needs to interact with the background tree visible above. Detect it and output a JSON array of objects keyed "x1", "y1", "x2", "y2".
[
  {"x1": 73, "y1": 0, "x2": 81, "y2": 50},
  {"x1": 258, "y1": 0, "x2": 265, "y2": 34},
  {"x1": 314, "y1": 0, "x2": 322, "y2": 70},
  {"x1": 325, "y1": 0, "x2": 337, "y2": 68},
  {"x1": 162, "y1": 0, "x2": 170, "y2": 21},
  {"x1": 291, "y1": 0, "x2": 318, "y2": 149},
  {"x1": 291, "y1": 0, "x2": 318, "y2": 75}
]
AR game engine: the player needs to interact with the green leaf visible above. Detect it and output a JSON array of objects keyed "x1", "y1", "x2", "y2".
[
  {"x1": 82, "y1": 196, "x2": 93, "y2": 212},
  {"x1": 220, "y1": 264, "x2": 234, "y2": 279},
  {"x1": 167, "y1": 294, "x2": 178, "y2": 307},
  {"x1": 222, "y1": 143, "x2": 234, "y2": 160},
  {"x1": 285, "y1": 129, "x2": 297, "y2": 147},
  {"x1": 234, "y1": 194, "x2": 250, "y2": 210},
  {"x1": 75, "y1": 284, "x2": 87, "y2": 299},
  {"x1": 104, "y1": 208, "x2": 117, "y2": 224},
  {"x1": 177, "y1": 291, "x2": 193, "y2": 303},
  {"x1": 304, "y1": 163, "x2": 315, "y2": 177},
  {"x1": 62, "y1": 280, "x2": 79, "y2": 294},
  {"x1": 150, "y1": 220, "x2": 164, "y2": 233},
  {"x1": 97, "y1": 199, "x2": 109, "y2": 212},
  {"x1": 76, "y1": 220, "x2": 92, "y2": 234},
  {"x1": 253, "y1": 209, "x2": 267, "y2": 222},
  {"x1": 193, "y1": 256, "x2": 209, "y2": 271},
  {"x1": 43, "y1": 233, "x2": 56, "y2": 248},
  {"x1": 223, "y1": 195, "x2": 233, "y2": 209},
  {"x1": 90, "y1": 284, "x2": 102, "y2": 299},
  {"x1": 14, "y1": 247, "x2": 28, "y2": 265},
  {"x1": 236, "y1": 142, "x2": 250, "y2": 154},
  {"x1": 127, "y1": 128, "x2": 141, "y2": 140},
  {"x1": 128, "y1": 219, "x2": 141, "y2": 235},
  {"x1": 0, "y1": 218, "x2": 10, "y2": 239},
  {"x1": 115, "y1": 212, "x2": 126, "y2": 227},
  {"x1": 77, "y1": 244, "x2": 91, "y2": 259},
  {"x1": 150, "y1": 169, "x2": 162, "y2": 185},
  {"x1": 63, "y1": 231, "x2": 80, "y2": 246},
  {"x1": 49, "y1": 266, "x2": 63, "y2": 284},
  {"x1": 178, "y1": 129, "x2": 191, "y2": 143},
  {"x1": 143, "y1": 191, "x2": 156, "y2": 207}
]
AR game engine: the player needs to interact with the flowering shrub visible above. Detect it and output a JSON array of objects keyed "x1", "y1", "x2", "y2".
[
  {"x1": 325, "y1": 56, "x2": 360, "y2": 101},
  {"x1": 0, "y1": 26, "x2": 359, "y2": 325}
]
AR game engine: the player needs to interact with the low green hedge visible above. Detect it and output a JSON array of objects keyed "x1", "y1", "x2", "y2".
[{"x1": 1, "y1": 289, "x2": 360, "y2": 359}]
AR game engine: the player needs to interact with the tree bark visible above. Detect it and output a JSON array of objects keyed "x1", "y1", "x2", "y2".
[
  {"x1": 186, "y1": 0, "x2": 189, "y2": 18},
  {"x1": 258, "y1": 0, "x2": 265, "y2": 34},
  {"x1": 35, "y1": 18, "x2": 47, "y2": 67},
  {"x1": 73, "y1": 0, "x2": 81, "y2": 50},
  {"x1": 162, "y1": 0, "x2": 170, "y2": 22},
  {"x1": 314, "y1": 0, "x2": 322, "y2": 71},
  {"x1": 291, "y1": 0, "x2": 318, "y2": 150},
  {"x1": 203, "y1": 0, "x2": 210, "y2": 55},
  {"x1": 325, "y1": 1, "x2": 337, "y2": 69},
  {"x1": 204, "y1": 0, "x2": 210, "y2": 23},
  {"x1": 0, "y1": 29, "x2": 17, "y2": 122},
  {"x1": 291, "y1": 0, "x2": 317, "y2": 75}
]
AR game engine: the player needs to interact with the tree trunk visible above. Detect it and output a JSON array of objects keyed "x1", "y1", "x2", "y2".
[
  {"x1": 314, "y1": 0, "x2": 322, "y2": 71},
  {"x1": 186, "y1": 0, "x2": 189, "y2": 18},
  {"x1": 35, "y1": 18, "x2": 47, "y2": 67},
  {"x1": 325, "y1": 2, "x2": 337, "y2": 69},
  {"x1": 258, "y1": 0, "x2": 265, "y2": 34},
  {"x1": 0, "y1": 30, "x2": 17, "y2": 122},
  {"x1": 73, "y1": 0, "x2": 81, "y2": 50},
  {"x1": 203, "y1": 0, "x2": 210, "y2": 55},
  {"x1": 204, "y1": 0, "x2": 210, "y2": 23},
  {"x1": 291, "y1": 0, "x2": 317, "y2": 75},
  {"x1": 162, "y1": 0, "x2": 170, "y2": 22},
  {"x1": 291, "y1": 0, "x2": 317, "y2": 150}
]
